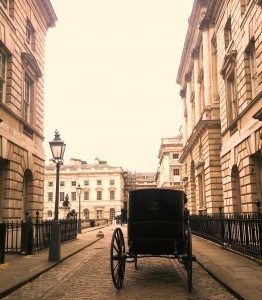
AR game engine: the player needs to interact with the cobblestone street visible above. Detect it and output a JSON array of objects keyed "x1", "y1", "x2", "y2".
[{"x1": 3, "y1": 226, "x2": 237, "y2": 300}]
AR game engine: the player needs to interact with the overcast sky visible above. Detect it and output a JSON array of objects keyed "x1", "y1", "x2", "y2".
[{"x1": 44, "y1": 0, "x2": 193, "y2": 172}]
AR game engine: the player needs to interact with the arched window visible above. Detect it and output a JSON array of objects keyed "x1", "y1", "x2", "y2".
[{"x1": 110, "y1": 208, "x2": 115, "y2": 219}]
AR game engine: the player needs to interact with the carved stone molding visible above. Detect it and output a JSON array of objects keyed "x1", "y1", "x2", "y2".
[
  {"x1": 191, "y1": 48, "x2": 200, "y2": 60},
  {"x1": 220, "y1": 50, "x2": 237, "y2": 78},
  {"x1": 199, "y1": 18, "x2": 210, "y2": 31},
  {"x1": 185, "y1": 72, "x2": 192, "y2": 82},
  {"x1": 180, "y1": 89, "x2": 186, "y2": 98},
  {"x1": 21, "y1": 52, "x2": 42, "y2": 78},
  {"x1": 257, "y1": 0, "x2": 262, "y2": 7}
]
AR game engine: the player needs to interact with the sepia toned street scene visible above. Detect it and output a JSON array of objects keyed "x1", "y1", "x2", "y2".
[{"x1": 0, "y1": 0, "x2": 261, "y2": 299}]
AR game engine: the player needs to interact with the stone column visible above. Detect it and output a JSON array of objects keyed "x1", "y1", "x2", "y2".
[
  {"x1": 185, "y1": 72, "x2": 193, "y2": 137},
  {"x1": 192, "y1": 48, "x2": 201, "y2": 122},
  {"x1": 180, "y1": 89, "x2": 187, "y2": 146},
  {"x1": 199, "y1": 18, "x2": 212, "y2": 106}
]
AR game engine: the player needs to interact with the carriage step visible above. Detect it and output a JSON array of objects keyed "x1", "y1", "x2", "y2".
[{"x1": 192, "y1": 254, "x2": 196, "y2": 261}]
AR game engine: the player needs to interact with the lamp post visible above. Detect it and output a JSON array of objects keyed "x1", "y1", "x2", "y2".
[
  {"x1": 48, "y1": 130, "x2": 66, "y2": 262},
  {"x1": 76, "y1": 184, "x2": 83, "y2": 234}
]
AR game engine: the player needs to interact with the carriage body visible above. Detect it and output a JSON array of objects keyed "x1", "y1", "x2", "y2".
[
  {"x1": 128, "y1": 188, "x2": 186, "y2": 255},
  {"x1": 110, "y1": 188, "x2": 193, "y2": 292}
]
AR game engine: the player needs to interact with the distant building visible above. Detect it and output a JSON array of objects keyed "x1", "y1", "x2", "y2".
[
  {"x1": 176, "y1": 0, "x2": 262, "y2": 214},
  {"x1": 156, "y1": 132, "x2": 183, "y2": 190},
  {"x1": 0, "y1": 0, "x2": 56, "y2": 221},
  {"x1": 44, "y1": 158, "x2": 125, "y2": 220}
]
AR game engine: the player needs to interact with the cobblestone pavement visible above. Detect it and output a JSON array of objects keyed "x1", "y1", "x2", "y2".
[{"x1": 3, "y1": 226, "x2": 237, "y2": 300}]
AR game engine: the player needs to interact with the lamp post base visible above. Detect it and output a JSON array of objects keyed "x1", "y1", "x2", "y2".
[
  {"x1": 48, "y1": 222, "x2": 61, "y2": 262},
  {"x1": 78, "y1": 219, "x2": 82, "y2": 234}
]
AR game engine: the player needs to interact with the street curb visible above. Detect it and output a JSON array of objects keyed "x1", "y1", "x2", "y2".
[{"x1": 0, "y1": 237, "x2": 103, "y2": 299}]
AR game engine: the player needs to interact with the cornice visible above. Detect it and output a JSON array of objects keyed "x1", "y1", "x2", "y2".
[
  {"x1": 180, "y1": 118, "x2": 221, "y2": 162},
  {"x1": 220, "y1": 50, "x2": 237, "y2": 79},
  {"x1": 37, "y1": 0, "x2": 57, "y2": 28}
]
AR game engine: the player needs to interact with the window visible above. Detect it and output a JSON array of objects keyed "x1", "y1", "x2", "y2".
[
  {"x1": 97, "y1": 180, "x2": 102, "y2": 185},
  {"x1": 110, "y1": 179, "x2": 114, "y2": 185},
  {"x1": 47, "y1": 210, "x2": 52, "y2": 218},
  {"x1": 71, "y1": 181, "x2": 76, "y2": 187},
  {"x1": 84, "y1": 180, "x2": 89, "y2": 186},
  {"x1": 48, "y1": 192, "x2": 53, "y2": 201},
  {"x1": 0, "y1": 0, "x2": 8, "y2": 10},
  {"x1": 173, "y1": 153, "x2": 179, "y2": 160},
  {"x1": 226, "y1": 71, "x2": 238, "y2": 124},
  {"x1": 60, "y1": 181, "x2": 65, "y2": 186},
  {"x1": 60, "y1": 192, "x2": 65, "y2": 202},
  {"x1": 97, "y1": 191, "x2": 102, "y2": 200},
  {"x1": 84, "y1": 209, "x2": 89, "y2": 219},
  {"x1": 26, "y1": 20, "x2": 36, "y2": 51},
  {"x1": 110, "y1": 208, "x2": 115, "y2": 219},
  {"x1": 110, "y1": 191, "x2": 115, "y2": 200},
  {"x1": 71, "y1": 192, "x2": 76, "y2": 201},
  {"x1": 96, "y1": 210, "x2": 103, "y2": 219},
  {"x1": 26, "y1": 24, "x2": 32, "y2": 45},
  {"x1": 224, "y1": 18, "x2": 232, "y2": 49},
  {"x1": 23, "y1": 75, "x2": 33, "y2": 123},
  {"x1": 173, "y1": 169, "x2": 180, "y2": 176},
  {"x1": 48, "y1": 181, "x2": 53, "y2": 187},
  {"x1": 84, "y1": 191, "x2": 89, "y2": 200},
  {"x1": 246, "y1": 41, "x2": 258, "y2": 98},
  {"x1": 0, "y1": 48, "x2": 7, "y2": 102}
]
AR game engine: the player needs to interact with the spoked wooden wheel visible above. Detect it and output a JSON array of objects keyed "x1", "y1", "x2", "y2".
[
  {"x1": 110, "y1": 228, "x2": 126, "y2": 290},
  {"x1": 186, "y1": 227, "x2": 192, "y2": 292}
]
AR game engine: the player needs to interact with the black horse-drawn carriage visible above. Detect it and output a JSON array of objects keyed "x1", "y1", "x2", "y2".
[{"x1": 110, "y1": 188, "x2": 195, "y2": 292}]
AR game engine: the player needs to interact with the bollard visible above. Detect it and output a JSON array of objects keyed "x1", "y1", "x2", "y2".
[{"x1": 0, "y1": 223, "x2": 6, "y2": 264}]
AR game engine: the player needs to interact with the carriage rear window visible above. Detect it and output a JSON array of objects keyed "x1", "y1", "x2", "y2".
[{"x1": 148, "y1": 202, "x2": 159, "y2": 210}]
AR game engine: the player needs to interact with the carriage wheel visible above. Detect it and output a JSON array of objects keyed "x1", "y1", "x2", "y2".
[
  {"x1": 186, "y1": 227, "x2": 192, "y2": 292},
  {"x1": 110, "y1": 228, "x2": 126, "y2": 290}
]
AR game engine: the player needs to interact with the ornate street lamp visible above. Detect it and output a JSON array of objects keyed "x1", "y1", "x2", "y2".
[
  {"x1": 48, "y1": 130, "x2": 66, "y2": 262},
  {"x1": 76, "y1": 184, "x2": 83, "y2": 234}
]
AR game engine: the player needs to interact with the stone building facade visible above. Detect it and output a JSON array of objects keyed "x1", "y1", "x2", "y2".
[
  {"x1": 177, "y1": 0, "x2": 262, "y2": 214},
  {"x1": 43, "y1": 158, "x2": 125, "y2": 220},
  {"x1": 0, "y1": 0, "x2": 56, "y2": 221},
  {"x1": 156, "y1": 132, "x2": 183, "y2": 190}
]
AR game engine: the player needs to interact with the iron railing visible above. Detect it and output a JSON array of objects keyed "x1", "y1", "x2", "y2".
[{"x1": 189, "y1": 213, "x2": 262, "y2": 259}]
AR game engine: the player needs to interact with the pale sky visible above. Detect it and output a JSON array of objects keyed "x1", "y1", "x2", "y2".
[{"x1": 44, "y1": 0, "x2": 193, "y2": 172}]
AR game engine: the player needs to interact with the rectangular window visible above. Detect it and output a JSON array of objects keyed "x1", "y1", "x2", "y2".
[
  {"x1": 97, "y1": 191, "x2": 102, "y2": 200},
  {"x1": 0, "y1": 48, "x2": 7, "y2": 102},
  {"x1": 71, "y1": 192, "x2": 76, "y2": 201},
  {"x1": 48, "y1": 181, "x2": 53, "y2": 187},
  {"x1": 23, "y1": 76, "x2": 33, "y2": 123},
  {"x1": 110, "y1": 191, "x2": 115, "y2": 200},
  {"x1": 173, "y1": 169, "x2": 180, "y2": 176},
  {"x1": 60, "y1": 181, "x2": 65, "y2": 186},
  {"x1": 71, "y1": 181, "x2": 76, "y2": 187},
  {"x1": 110, "y1": 179, "x2": 114, "y2": 185},
  {"x1": 224, "y1": 18, "x2": 232, "y2": 49},
  {"x1": 84, "y1": 191, "x2": 89, "y2": 200},
  {"x1": 60, "y1": 192, "x2": 65, "y2": 201},
  {"x1": 172, "y1": 153, "x2": 179, "y2": 160},
  {"x1": 84, "y1": 180, "x2": 89, "y2": 186},
  {"x1": 97, "y1": 180, "x2": 102, "y2": 185},
  {"x1": 48, "y1": 192, "x2": 53, "y2": 201},
  {"x1": 96, "y1": 210, "x2": 103, "y2": 219},
  {"x1": 247, "y1": 42, "x2": 258, "y2": 98},
  {"x1": 226, "y1": 71, "x2": 238, "y2": 124}
]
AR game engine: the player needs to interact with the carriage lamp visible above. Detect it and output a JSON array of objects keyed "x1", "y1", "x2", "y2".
[
  {"x1": 48, "y1": 130, "x2": 66, "y2": 262},
  {"x1": 76, "y1": 184, "x2": 83, "y2": 234}
]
